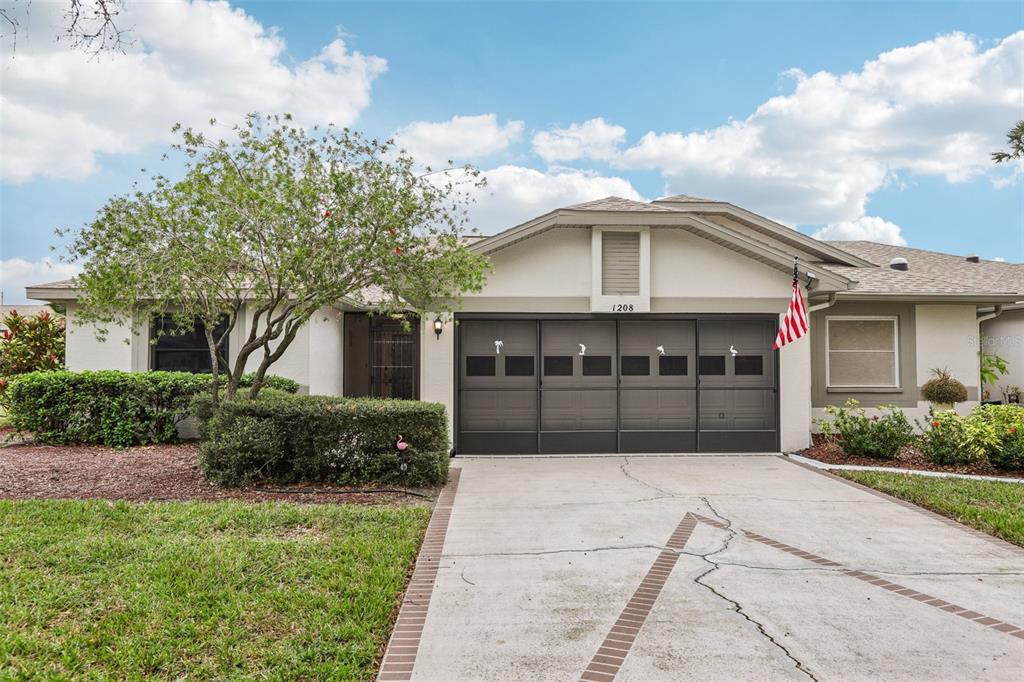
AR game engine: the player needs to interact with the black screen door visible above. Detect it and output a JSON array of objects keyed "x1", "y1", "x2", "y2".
[{"x1": 371, "y1": 318, "x2": 419, "y2": 399}]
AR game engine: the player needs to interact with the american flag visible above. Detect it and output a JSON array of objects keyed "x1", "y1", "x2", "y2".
[{"x1": 773, "y1": 260, "x2": 808, "y2": 350}]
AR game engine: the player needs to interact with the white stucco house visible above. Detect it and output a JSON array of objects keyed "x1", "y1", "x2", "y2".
[{"x1": 26, "y1": 195, "x2": 1024, "y2": 454}]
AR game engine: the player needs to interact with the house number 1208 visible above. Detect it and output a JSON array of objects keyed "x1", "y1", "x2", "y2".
[{"x1": 611, "y1": 304, "x2": 635, "y2": 312}]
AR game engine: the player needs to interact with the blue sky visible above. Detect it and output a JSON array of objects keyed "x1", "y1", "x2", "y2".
[{"x1": 1, "y1": 1, "x2": 1022, "y2": 302}]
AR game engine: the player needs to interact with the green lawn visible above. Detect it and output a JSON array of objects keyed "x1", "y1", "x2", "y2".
[
  {"x1": 837, "y1": 471, "x2": 1024, "y2": 547},
  {"x1": 0, "y1": 500, "x2": 429, "y2": 680}
]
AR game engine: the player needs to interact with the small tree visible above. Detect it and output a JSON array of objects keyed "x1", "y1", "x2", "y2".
[
  {"x1": 992, "y1": 120, "x2": 1024, "y2": 164},
  {"x1": 64, "y1": 113, "x2": 489, "y2": 406}
]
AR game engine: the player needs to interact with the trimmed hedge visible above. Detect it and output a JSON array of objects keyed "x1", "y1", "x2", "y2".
[
  {"x1": 194, "y1": 392, "x2": 449, "y2": 487},
  {"x1": 7, "y1": 370, "x2": 300, "y2": 448}
]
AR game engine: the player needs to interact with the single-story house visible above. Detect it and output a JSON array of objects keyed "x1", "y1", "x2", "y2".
[{"x1": 27, "y1": 195, "x2": 1024, "y2": 454}]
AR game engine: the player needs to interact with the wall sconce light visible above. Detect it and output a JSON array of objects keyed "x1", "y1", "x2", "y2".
[{"x1": 433, "y1": 316, "x2": 444, "y2": 339}]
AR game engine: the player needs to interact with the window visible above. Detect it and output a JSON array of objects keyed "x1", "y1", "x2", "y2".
[
  {"x1": 698, "y1": 355, "x2": 725, "y2": 376},
  {"x1": 621, "y1": 356, "x2": 650, "y2": 376},
  {"x1": 504, "y1": 356, "x2": 535, "y2": 377},
  {"x1": 582, "y1": 355, "x2": 612, "y2": 376},
  {"x1": 734, "y1": 355, "x2": 763, "y2": 376},
  {"x1": 544, "y1": 356, "x2": 573, "y2": 376},
  {"x1": 826, "y1": 317, "x2": 899, "y2": 388},
  {"x1": 466, "y1": 356, "x2": 496, "y2": 376},
  {"x1": 151, "y1": 315, "x2": 228, "y2": 373},
  {"x1": 659, "y1": 355, "x2": 687, "y2": 376}
]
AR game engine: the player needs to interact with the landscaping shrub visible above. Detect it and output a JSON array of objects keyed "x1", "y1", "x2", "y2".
[
  {"x1": 7, "y1": 370, "x2": 300, "y2": 448},
  {"x1": 918, "y1": 410, "x2": 998, "y2": 466},
  {"x1": 7, "y1": 370, "x2": 208, "y2": 447},
  {"x1": 921, "y1": 367, "x2": 968, "y2": 406},
  {"x1": 195, "y1": 392, "x2": 449, "y2": 487},
  {"x1": 969, "y1": 404, "x2": 1024, "y2": 470},
  {"x1": 237, "y1": 372, "x2": 300, "y2": 394},
  {"x1": 817, "y1": 399, "x2": 914, "y2": 459},
  {"x1": 0, "y1": 309, "x2": 65, "y2": 407}
]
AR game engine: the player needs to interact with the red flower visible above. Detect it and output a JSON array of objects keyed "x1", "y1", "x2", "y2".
[
  {"x1": 395, "y1": 247, "x2": 402, "y2": 254},
  {"x1": 871, "y1": 415, "x2": 879, "y2": 421},
  {"x1": 389, "y1": 228, "x2": 397, "y2": 236},
  {"x1": 324, "y1": 210, "x2": 331, "y2": 218},
  {"x1": 1011, "y1": 427, "x2": 1018, "y2": 435},
  {"x1": 931, "y1": 420, "x2": 940, "y2": 428}
]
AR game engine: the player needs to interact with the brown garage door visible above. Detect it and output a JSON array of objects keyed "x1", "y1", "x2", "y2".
[{"x1": 456, "y1": 316, "x2": 777, "y2": 454}]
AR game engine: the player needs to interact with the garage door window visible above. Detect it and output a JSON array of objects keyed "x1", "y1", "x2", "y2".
[
  {"x1": 621, "y1": 355, "x2": 650, "y2": 376},
  {"x1": 699, "y1": 355, "x2": 726, "y2": 375},
  {"x1": 544, "y1": 356, "x2": 573, "y2": 376},
  {"x1": 826, "y1": 317, "x2": 898, "y2": 388},
  {"x1": 466, "y1": 356, "x2": 496, "y2": 376},
  {"x1": 505, "y1": 356, "x2": 535, "y2": 376},
  {"x1": 582, "y1": 355, "x2": 612, "y2": 376},
  {"x1": 659, "y1": 356, "x2": 687, "y2": 376},
  {"x1": 734, "y1": 355, "x2": 764, "y2": 376}
]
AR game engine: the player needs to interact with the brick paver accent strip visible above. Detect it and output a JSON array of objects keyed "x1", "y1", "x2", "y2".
[
  {"x1": 579, "y1": 513, "x2": 698, "y2": 682},
  {"x1": 376, "y1": 468, "x2": 462, "y2": 682},
  {"x1": 738, "y1": 527, "x2": 1024, "y2": 640}
]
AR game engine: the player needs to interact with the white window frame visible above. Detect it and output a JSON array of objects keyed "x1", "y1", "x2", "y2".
[{"x1": 825, "y1": 315, "x2": 900, "y2": 389}]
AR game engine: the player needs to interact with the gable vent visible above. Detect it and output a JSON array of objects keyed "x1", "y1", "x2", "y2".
[{"x1": 602, "y1": 231, "x2": 641, "y2": 295}]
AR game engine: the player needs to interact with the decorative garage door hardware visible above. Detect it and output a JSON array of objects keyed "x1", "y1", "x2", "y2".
[
  {"x1": 580, "y1": 512, "x2": 1024, "y2": 682},
  {"x1": 457, "y1": 317, "x2": 780, "y2": 455}
]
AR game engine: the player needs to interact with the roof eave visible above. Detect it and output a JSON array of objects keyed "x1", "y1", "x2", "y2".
[{"x1": 836, "y1": 292, "x2": 1024, "y2": 304}]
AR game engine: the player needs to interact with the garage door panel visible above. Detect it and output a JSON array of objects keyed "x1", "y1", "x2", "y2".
[
  {"x1": 619, "y1": 321, "x2": 696, "y2": 389},
  {"x1": 541, "y1": 390, "x2": 616, "y2": 431},
  {"x1": 698, "y1": 389, "x2": 776, "y2": 431},
  {"x1": 541, "y1": 321, "x2": 616, "y2": 388},
  {"x1": 460, "y1": 390, "x2": 537, "y2": 431},
  {"x1": 620, "y1": 389, "x2": 696, "y2": 430},
  {"x1": 461, "y1": 321, "x2": 537, "y2": 389}
]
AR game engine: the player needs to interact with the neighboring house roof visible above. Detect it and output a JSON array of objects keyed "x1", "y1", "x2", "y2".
[
  {"x1": 826, "y1": 241, "x2": 1024, "y2": 296},
  {"x1": 565, "y1": 196, "x2": 678, "y2": 212}
]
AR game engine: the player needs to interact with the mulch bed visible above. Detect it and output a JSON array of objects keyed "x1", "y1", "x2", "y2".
[
  {"x1": 0, "y1": 440, "x2": 434, "y2": 505},
  {"x1": 799, "y1": 434, "x2": 1024, "y2": 479}
]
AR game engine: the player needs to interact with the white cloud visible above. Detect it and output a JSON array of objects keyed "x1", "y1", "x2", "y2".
[
  {"x1": 1, "y1": 258, "x2": 82, "y2": 305},
  {"x1": 393, "y1": 114, "x2": 524, "y2": 168},
  {"x1": 0, "y1": 0, "x2": 387, "y2": 183},
  {"x1": 532, "y1": 118, "x2": 627, "y2": 163},
  {"x1": 465, "y1": 165, "x2": 644, "y2": 232},
  {"x1": 617, "y1": 31, "x2": 1024, "y2": 225},
  {"x1": 812, "y1": 216, "x2": 907, "y2": 245}
]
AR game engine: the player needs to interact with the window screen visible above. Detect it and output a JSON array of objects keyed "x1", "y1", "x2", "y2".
[
  {"x1": 659, "y1": 355, "x2": 687, "y2": 376},
  {"x1": 544, "y1": 356, "x2": 573, "y2": 376},
  {"x1": 827, "y1": 317, "x2": 898, "y2": 387},
  {"x1": 582, "y1": 355, "x2": 612, "y2": 376},
  {"x1": 621, "y1": 355, "x2": 650, "y2": 376},
  {"x1": 698, "y1": 355, "x2": 726, "y2": 376},
  {"x1": 734, "y1": 355, "x2": 763, "y2": 376},
  {"x1": 151, "y1": 315, "x2": 228, "y2": 373},
  {"x1": 466, "y1": 356, "x2": 496, "y2": 376},
  {"x1": 504, "y1": 356, "x2": 534, "y2": 377}
]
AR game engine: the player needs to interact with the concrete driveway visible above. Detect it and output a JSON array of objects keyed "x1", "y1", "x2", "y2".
[{"x1": 380, "y1": 456, "x2": 1024, "y2": 681}]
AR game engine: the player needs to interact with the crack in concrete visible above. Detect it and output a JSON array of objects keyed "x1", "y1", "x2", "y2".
[
  {"x1": 690, "y1": 499, "x2": 820, "y2": 682},
  {"x1": 620, "y1": 456, "x2": 677, "y2": 498}
]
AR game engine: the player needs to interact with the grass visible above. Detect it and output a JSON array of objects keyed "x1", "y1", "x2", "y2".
[
  {"x1": 0, "y1": 500, "x2": 430, "y2": 680},
  {"x1": 837, "y1": 471, "x2": 1024, "y2": 547}
]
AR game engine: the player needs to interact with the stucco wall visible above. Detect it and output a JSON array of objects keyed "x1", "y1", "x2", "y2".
[
  {"x1": 420, "y1": 314, "x2": 456, "y2": 447},
  {"x1": 306, "y1": 306, "x2": 344, "y2": 396},
  {"x1": 980, "y1": 309, "x2": 1024, "y2": 401},
  {"x1": 64, "y1": 301, "x2": 136, "y2": 372},
  {"x1": 811, "y1": 301, "x2": 981, "y2": 430}
]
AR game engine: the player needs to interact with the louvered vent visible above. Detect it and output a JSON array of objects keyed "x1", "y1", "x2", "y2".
[{"x1": 601, "y1": 231, "x2": 640, "y2": 295}]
